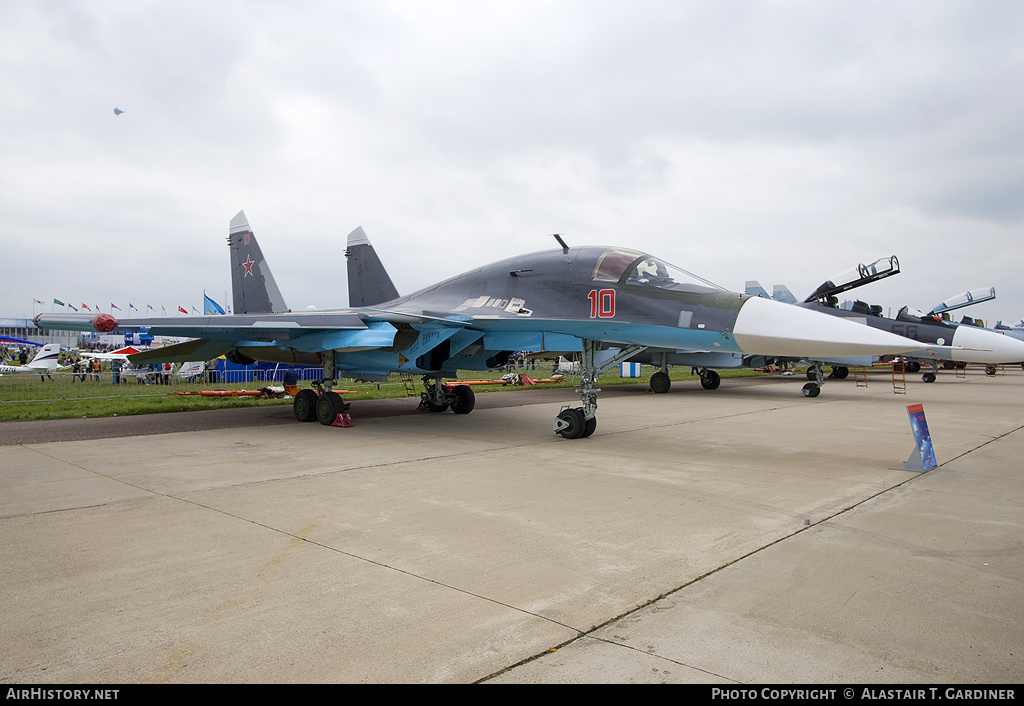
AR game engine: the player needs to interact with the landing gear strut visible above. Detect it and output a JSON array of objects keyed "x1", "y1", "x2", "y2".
[{"x1": 554, "y1": 341, "x2": 645, "y2": 439}]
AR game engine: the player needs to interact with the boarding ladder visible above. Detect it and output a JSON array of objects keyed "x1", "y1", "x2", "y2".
[
  {"x1": 854, "y1": 367, "x2": 869, "y2": 388},
  {"x1": 400, "y1": 373, "x2": 418, "y2": 396},
  {"x1": 955, "y1": 363, "x2": 967, "y2": 379},
  {"x1": 891, "y1": 359, "x2": 907, "y2": 395}
]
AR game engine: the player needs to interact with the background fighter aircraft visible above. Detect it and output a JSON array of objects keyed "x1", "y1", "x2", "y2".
[
  {"x1": 0, "y1": 343, "x2": 65, "y2": 377},
  {"x1": 748, "y1": 260, "x2": 1024, "y2": 387},
  {"x1": 633, "y1": 257, "x2": 906, "y2": 395},
  {"x1": 636, "y1": 257, "x2": 1024, "y2": 395},
  {"x1": 36, "y1": 212, "x2": 924, "y2": 438}
]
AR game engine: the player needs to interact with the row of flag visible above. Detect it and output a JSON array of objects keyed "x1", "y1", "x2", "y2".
[{"x1": 37, "y1": 292, "x2": 230, "y2": 316}]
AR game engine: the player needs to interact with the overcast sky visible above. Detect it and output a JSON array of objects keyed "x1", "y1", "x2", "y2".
[{"x1": 2, "y1": 1, "x2": 1022, "y2": 327}]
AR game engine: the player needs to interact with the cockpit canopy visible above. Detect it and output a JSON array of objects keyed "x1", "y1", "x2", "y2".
[{"x1": 591, "y1": 248, "x2": 723, "y2": 294}]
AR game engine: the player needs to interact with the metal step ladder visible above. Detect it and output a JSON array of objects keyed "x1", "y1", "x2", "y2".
[
  {"x1": 891, "y1": 359, "x2": 907, "y2": 395},
  {"x1": 400, "y1": 374, "x2": 418, "y2": 396}
]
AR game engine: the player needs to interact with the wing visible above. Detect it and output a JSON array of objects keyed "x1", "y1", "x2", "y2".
[{"x1": 35, "y1": 311, "x2": 400, "y2": 366}]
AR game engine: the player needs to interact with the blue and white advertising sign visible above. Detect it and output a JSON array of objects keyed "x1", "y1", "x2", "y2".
[{"x1": 905, "y1": 403, "x2": 937, "y2": 471}]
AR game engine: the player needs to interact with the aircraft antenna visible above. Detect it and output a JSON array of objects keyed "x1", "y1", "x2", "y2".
[{"x1": 553, "y1": 234, "x2": 569, "y2": 253}]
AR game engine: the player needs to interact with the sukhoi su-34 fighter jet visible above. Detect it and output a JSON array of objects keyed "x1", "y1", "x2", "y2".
[{"x1": 36, "y1": 212, "x2": 924, "y2": 439}]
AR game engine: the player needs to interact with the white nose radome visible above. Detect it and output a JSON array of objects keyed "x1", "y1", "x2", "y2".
[
  {"x1": 733, "y1": 296, "x2": 921, "y2": 358},
  {"x1": 950, "y1": 325, "x2": 1024, "y2": 363}
]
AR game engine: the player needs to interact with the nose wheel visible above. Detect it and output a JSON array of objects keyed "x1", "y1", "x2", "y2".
[
  {"x1": 554, "y1": 407, "x2": 597, "y2": 439},
  {"x1": 802, "y1": 362, "x2": 825, "y2": 398}
]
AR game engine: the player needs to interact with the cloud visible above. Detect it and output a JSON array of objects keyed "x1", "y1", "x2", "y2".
[{"x1": 1, "y1": 0, "x2": 1022, "y2": 325}]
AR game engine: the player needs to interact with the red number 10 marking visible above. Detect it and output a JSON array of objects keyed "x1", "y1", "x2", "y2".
[{"x1": 588, "y1": 289, "x2": 616, "y2": 318}]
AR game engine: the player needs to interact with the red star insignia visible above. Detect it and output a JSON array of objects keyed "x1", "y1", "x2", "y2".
[{"x1": 242, "y1": 255, "x2": 255, "y2": 277}]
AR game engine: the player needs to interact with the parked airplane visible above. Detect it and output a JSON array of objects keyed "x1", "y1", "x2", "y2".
[
  {"x1": 645, "y1": 257, "x2": 1024, "y2": 395},
  {"x1": 35, "y1": 212, "x2": 923, "y2": 438},
  {"x1": 641, "y1": 257, "x2": 905, "y2": 395},
  {"x1": 0, "y1": 343, "x2": 65, "y2": 378},
  {"x1": 776, "y1": 259, "x2": 1024, "y2": 386}
]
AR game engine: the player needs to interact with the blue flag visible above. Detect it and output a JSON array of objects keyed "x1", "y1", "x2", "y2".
[{"x1": 204, "y1": 292, "x2": 226, "y2": 315}]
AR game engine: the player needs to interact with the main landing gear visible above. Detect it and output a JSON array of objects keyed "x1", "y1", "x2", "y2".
[
  {"x1": 649, "y1": 352, "x2": 671, "y2": 394},
  {"x1": 419, "y1": 376, "x2": 475, "y2": 415},
  {"x1": 649, "y1": 370, "x2": 671, "y2": 394},
  {"x1": 293, "y1": 351, "x2": 352, "y2": 426},
  {"x1": 648, "y1": 366, "x2": 719, "y2": 394},
  {"x1": 554, "y1": 341, "x2": 645, "y2": 439},
  {"x1": 699, "y1": 368, "x2": 721, "y2": 390},
  {"x1": 293, "y1": 382, "x2": 351, "y2": 425}
]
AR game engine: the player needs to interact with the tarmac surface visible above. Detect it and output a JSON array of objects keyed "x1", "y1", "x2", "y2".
[{"x1": 0, "y1": 369, "x2": 1021, "y2": 683}]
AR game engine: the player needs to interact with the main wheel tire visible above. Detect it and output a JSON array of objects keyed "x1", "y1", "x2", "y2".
[
  {"x1": 801, "y1": 382, "x2": 821, "y2": 398},
  {"x1": 649, "y1": 371, "x2": 671, "y2": 394},
  {"x1": 316, "y1": 391, "x2": 343, "y2": 425},
  {"x1": 832, "y1": 366, "x2": 849, "y2": 380},
  {"x1": 906, "y1": 361, "x2": 921, "y2": 373},
  {"x1": 294, "y1": 389, "x2": 318, "y2": 422},
  {"x1": 556, "y1": 407, "x2": 586, "y2": 439},
  {"x1": 450, "y1": 384, "x2": 475, "y2": 414},
  {"x1": 701, "y1": 370, "x2": 721, "y2": 390}
]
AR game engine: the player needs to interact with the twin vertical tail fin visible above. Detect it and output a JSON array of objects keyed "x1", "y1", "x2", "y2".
[
  {"x1": 745, "y1": 281, "x2": 799, "y2": 304},
  {"x1": 771, "y1": 285, "x2": 798, "y2": 304},
  {"x1": 228, "y1": 211, "x2": 289, "y2": 314},
  {"x1": 744, "y1": 281, "x2": 771, "y2": 299},
  {"x1": 226, "y1": 213, "x2": 398, "y2": 312},
  {"x1": 345, "y1": 227, "x2": 399, "y2": 307}
]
